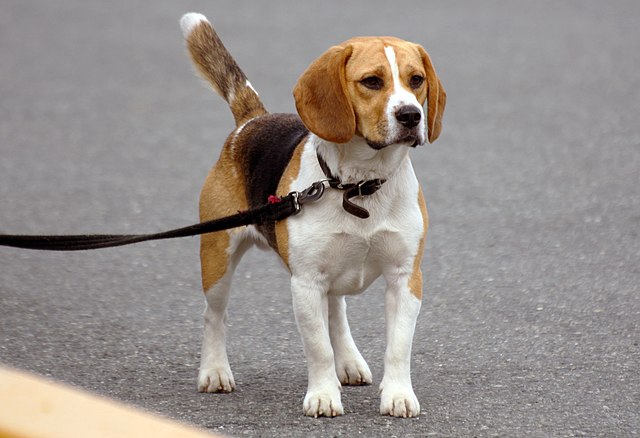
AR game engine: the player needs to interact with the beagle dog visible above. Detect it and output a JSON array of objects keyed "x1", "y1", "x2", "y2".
[{"x1": 180, "y1": 12, "x2": 445, "y2": 418}]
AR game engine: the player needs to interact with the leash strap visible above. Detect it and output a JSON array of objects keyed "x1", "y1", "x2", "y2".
[
  {"x1": 0, "y1": 147, "x2": 388, "y2": 251},
  {"x1": 0, "y1": 182, "x2": 325, "y2": 251},
  {"x1": 316, "y1": 152, "x2": 386, "y2": 219}
]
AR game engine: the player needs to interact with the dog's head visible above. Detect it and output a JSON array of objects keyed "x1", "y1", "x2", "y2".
[{"x1": 294, "y1": 36, "x2": 445, "y2": 148}]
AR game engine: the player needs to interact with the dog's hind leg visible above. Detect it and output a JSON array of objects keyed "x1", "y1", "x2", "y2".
[
  {"x1": 198, "y1": 228, "x2": 251, "y2": 393},
  {"x1": 197, "y1": 151, "x2": 251, "y2": 393},
  {"x1": 329, "y1": 296, "x2": 373, "y2": 386}
]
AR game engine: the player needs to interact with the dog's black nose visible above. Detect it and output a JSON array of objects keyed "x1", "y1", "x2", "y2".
[{"x1": 395, "y1": 105, "x2": 421, "y2": 128}]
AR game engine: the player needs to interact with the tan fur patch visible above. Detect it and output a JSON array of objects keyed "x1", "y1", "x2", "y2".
[
  {"x1": 294, "y1": 46, "x2": 355, "y2": 143},
  {"x1": 274, "y1": 143, "x2": 304, "y2": 269},
  {"x1": 199, "y1": 138, "x2": 248, "y2": 292},
  {"x1": 230, "y1": 85, "x2": 268, "y2": 127},
  {"x1": 408, "y1": 186, "x2": 428, "y2": 299}
]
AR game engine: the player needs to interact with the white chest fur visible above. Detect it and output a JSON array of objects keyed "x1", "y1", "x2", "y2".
[{"x1": 285, "y1": 137, "x2": 425, "y2": 295}]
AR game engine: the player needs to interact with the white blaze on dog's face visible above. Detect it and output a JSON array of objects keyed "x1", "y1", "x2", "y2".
[{"x1": 344, "y1": 38, "x2": 428, "y2": 149}]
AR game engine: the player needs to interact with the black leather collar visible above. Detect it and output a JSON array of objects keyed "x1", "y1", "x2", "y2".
[{"x1": 316, "y1": 151, "x2": 386, "y2": 219}]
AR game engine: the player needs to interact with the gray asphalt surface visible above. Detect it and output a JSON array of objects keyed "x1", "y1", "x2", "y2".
[{"x1": 1, "y1": 1, "x2": 639, "y2": 436}]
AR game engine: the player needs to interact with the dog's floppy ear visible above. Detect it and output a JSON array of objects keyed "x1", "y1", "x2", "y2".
[
  {"x1": 294, "y1": 45, "x2": 355, "y2": 143},
  {"x1": 417, "y1": 46, "x2": 446, "y2": 143}
]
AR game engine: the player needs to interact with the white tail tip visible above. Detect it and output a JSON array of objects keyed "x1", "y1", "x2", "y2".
[{"x1": 180, "y1": 13, "x2": 209, "y2": 38}]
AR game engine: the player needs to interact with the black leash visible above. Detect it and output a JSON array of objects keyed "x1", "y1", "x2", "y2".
[
  {"x1": 0, "y1": 153, "x2": 387, "y2": 252},
  {"x1": 0, "y1": 182, "x2": 325, "y2": 251}
]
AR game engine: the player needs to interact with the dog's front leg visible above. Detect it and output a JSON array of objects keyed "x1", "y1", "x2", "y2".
[
  {"x1": 329, "y1": 295, "x2": 372, "y2": 386},
  {"x1": 379, "y1": 272, "x2": 422, "y2": 417},
  {"x1": 291, "y1": 275, "x2": 343, "y2": 417}
]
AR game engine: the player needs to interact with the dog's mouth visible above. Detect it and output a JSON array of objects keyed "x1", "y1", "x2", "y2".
[{"x1": 366, "y1": 134, "x2": 422, "y2": 150}]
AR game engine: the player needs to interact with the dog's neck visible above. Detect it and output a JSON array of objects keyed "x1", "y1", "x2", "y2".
[{"x1": 314, "y1": 135, "x2": 411, "y2": 185}]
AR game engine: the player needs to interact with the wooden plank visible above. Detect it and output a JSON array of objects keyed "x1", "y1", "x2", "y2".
[{"x1": 0, "y1": 367, "x2": 221, "y2": 438}]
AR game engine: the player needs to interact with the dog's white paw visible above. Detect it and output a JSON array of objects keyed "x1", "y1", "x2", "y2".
[
  {"x1": 336, "y1": 357, "x2": 372, "y2": 386},
  {"x1": 198, "y1": 367, "x2": 235, "y2": 393},
  {"x1": 303, "y1": 386, "x2": 344, "y2": 418},
  {"x1": 379, "y1": 383, "x2": 420, "y2": 418}
]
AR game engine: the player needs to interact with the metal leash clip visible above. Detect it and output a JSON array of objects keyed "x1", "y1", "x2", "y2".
[{"x1": 289, "y1": 181, "x2": 326, "y2": 214}]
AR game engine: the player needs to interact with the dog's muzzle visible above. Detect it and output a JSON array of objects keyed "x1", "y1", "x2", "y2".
[{"x1": 395, "y1": 105, "x2": 422, "y2": 129}]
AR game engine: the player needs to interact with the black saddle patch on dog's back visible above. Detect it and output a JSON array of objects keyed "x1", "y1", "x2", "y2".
[
  {"x1": 240, "y1": 113, "x2": 309, "y2": 207},
  {"x1": 238, "y1": 113, "x2": 309, "y2": 246}
]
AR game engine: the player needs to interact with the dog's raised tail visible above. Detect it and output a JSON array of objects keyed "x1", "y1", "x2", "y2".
[{"x1": 180, "y1": 13, "x2": 267, "y2": 126}]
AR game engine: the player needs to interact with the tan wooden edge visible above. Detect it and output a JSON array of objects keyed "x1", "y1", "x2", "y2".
[{"x1": 0, "y1": 367, "x2": 222, "y2": 438}]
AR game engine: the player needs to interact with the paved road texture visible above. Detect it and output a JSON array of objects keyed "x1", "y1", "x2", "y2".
[{"x1": 1, "y1": 1, "x2": 638, "y2": 437}]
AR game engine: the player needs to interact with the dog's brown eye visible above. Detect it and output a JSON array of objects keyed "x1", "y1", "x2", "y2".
[
  {"x1": 409, "y1": 75, "x2": 424, "y2": 89},
  {"x1": 360, "y1": 76, "x2": 384, "y2": 90}
]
